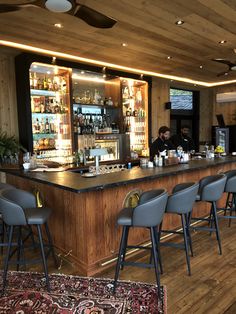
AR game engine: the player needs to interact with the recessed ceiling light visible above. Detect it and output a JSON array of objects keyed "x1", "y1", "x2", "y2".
[
  {"x1": 219, "y1": 40, "x2": 227, "y2": 44},
  {"x1": 167, "y1": 56, "x2": 172, "y2": 60},
  {"x1": 175, "y1": 20, "x2": 184, "y2": 25},
  {"x1": 199, "y1": 65, "x2": 203, "y2": 69},
  {"x1": 54, "y1": 23, "x2": 63, "y2": 28},
  {"x1": 121, "y1": 43, "x2": 128, "y2": 47}
]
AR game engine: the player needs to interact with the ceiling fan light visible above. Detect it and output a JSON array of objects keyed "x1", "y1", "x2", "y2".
[{"x1": 45, "y1": 0, "x2": 72, "y2": 13}]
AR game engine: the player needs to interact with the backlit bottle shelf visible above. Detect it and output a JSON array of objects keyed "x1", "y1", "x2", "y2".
[{"x1": 30, "y1": 89, "x2": 57, "y2": 97}]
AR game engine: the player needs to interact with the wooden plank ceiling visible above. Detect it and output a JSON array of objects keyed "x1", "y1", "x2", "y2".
[{"x1": 1, "y1": 0, "x2": 236, "y2": 83}]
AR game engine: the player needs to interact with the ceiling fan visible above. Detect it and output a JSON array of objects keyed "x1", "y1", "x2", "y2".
[
  {"x1": 0, "y1": 0, "x2": 117, "y2": 28},
  {"x1": 211, "y1": 58, "x2": 236, "y2": 77}
]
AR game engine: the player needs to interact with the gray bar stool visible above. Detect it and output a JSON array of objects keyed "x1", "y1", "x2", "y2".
[
  {"x1": 217, "y1": 170, "x2": 236, "y2": 226},
  {"x1": 159, "y1": 182, "x2": 199, "y2": 275},
  {"x1": 0, "y1": 188, "x2": 58, "y2": 293},
  {"x1": 191, "y1": 174, "x2": 227, "y2": 255},
  {"x1": 0, "y1": 183, "x2": 16, "y2": 253},
  {"x1": 113, "y1": 189, "x2": 168, "y2": 298}
]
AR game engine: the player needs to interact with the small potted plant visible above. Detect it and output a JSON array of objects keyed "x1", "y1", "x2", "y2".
[{"x1": 0, "y1": 129, "x2": 26, "y2": 168}]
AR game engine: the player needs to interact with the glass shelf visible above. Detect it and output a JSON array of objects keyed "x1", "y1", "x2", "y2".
[
  {"x1": 32, "y1": 112, "x2": 68, "y2": 115},
  {"x1": 33, "y1": 133, "x2": 57, "y2": 136},
  {"x1": 31, "y1": 89, "x2": 57, "y2": 97},
  {"x1": 73, "y1": 103, "x2": 119, "y2": 109}
]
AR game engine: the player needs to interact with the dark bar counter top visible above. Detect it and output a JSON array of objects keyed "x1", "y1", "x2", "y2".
[{"x1": 1, "y1": 156, "x2": 236, "y2": 194}]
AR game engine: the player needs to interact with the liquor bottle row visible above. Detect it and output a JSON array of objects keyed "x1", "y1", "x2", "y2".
[
  {"x1": 31, "y1": 96, "x2": 69, "y2": 114},
  {"x1": 125, "y1": 117, "x2": 145, "y2": 133},
  {"x1": 73, "y1": 112, "x2": 118, "y2": 135},
  {"x1": 73, "y1": 89, "x2": 114, "y2": 106},
  {"x1": 34, "y1": 137, "x2": 56, "y2": 150},
  {"x1": 125, "y1": 107, "x2": 145, "y2": 117},
  {"x1": 32, "y1": 117, "x2": 70, "y2": 135},
  {"x1": 122, "y1": 86, "x2": 143, "y2": 103},
  {"x1": 30, "y1": 72, "x2": 67, "y2": 92}
]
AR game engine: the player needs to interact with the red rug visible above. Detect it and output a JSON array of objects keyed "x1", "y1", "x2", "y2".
[{"x1": 0, "y1": 271, "x2": 167, "y2": 313}]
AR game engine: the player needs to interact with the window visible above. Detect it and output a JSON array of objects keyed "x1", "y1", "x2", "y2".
[{"x1": 170, "y1": 88, "x2": 193, "y2": 110}]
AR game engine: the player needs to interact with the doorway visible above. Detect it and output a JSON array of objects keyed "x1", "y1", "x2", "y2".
[{"x1": 170, "y1": 88, "x2": 200, "y2": 150}]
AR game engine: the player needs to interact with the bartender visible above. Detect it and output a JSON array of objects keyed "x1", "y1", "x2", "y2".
[
  {"x1": 170, "y1": 125, "x2": 195, "y2": 152},
  {"x1": 150, "y1": 126, "x2": 173, "y2": 161}
]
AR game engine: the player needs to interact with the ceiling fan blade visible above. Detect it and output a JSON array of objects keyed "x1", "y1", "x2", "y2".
[
  {"x1": 217, "y1": 71, "x2": 230, "y2": 77},
  {"x1": 0, "y1": 4, "x2": 21, "y2": 13},
  {"x1": 211, "y1": 58, "x2": 235, "y2": 67},
  {"x1": 0, "y1": 1, "x2": 42, "y2": 13},
  {"x1": 74, "y1": 4, "x2": 117, "y2": 28}
]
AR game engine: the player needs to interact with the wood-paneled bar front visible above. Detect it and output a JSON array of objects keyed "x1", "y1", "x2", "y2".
[{"x1": 2, "y1": 157, "x2": 236, "y2": 276}]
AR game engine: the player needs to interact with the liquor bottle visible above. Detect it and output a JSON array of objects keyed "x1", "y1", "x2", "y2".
[
  {"x1": 40, "y1": 101, "x2": 45, "y2": 113},
  {"x1": 126, "y1": 117, "x2": 131, "y2": 133},
  {"x1": 50, "y1": 120, "x2": 55, "y2": 133},
  {"x1": 34, "y1": 99, "x2": 40, "y2": 113},
  {"x1": 35, "y1": 118, "x2": 40, "y2": 133},
  {"x1": 61, "y1": 77, "x2": 67, "y2": 92},
  {"x1": 40, "y1": 118, "x2": 45, "y2": 133},
  {"x1": 43, "y1": 76, "x2": 48, "y2": 90},
  {"x1": 53, "y1": 77, "x2": 59, "y2": 91},
  {"x1": 48, "y1": 78, "x2": 53, "y2": 91},
  {"x1": 33, "y1": 72, "x2": 38, "y2": 89},
  {"x1": 45, "y1": 118, "x2": 50, "y2": 134},
  {"x1": 37, "y1": 78, "x2": 43, "y2": 90},
  {"x1": 30, "y1": 72, "x2": 33, "y2": 89}
]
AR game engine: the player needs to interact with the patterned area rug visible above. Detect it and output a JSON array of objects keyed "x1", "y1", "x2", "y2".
[{"x1": 0, "y1": 271, "x2": 167, "y2": 313}]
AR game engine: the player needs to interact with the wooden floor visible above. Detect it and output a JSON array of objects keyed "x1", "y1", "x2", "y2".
[{"x1": 1, "y1": 218, "x2": 236, "y2": 313}]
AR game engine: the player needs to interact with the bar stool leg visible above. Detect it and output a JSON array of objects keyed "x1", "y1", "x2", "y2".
[
  {"x1": 37, "y1": 225, "x2": 50, "y2": 292},
  {"x1": 2, "y1": 225, "x2": 14, "y2": 295},
  {"x1": 113, "y1": 226, "x2": 128, "y2": 293},
  {"x1": 16, "y1": 226, "x2": 22, "y2": 271},
  {"x1": 1, "y1": 222, "x2": 5, "y2": 255},
  {"x1": 212, "y1": 202, "x2": 222, "y2": 255},
  {"x1": 185, "y1": 213, "x2": 193, "y2": 257},
  {"x1": 150, "y1": 227, "x2": 161, "y2": 300},
  {"x1": 120, "y1": 226, "x2": 129, "y2": 270},
  {"x1": 44, "y1": 222, "x2": 59, "y2": 268},
  {"x1": 181, "y1": 214, "x2": 191, "y2": 276},
  {"x1": 154, "y1": 227, "x2": 163, "y2": 274}
]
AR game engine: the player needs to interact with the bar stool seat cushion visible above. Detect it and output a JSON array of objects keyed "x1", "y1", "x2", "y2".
[
  {"x1": 24, "y1": 207, "x2": 52, "y2": 225},
  {"x1": 117, "y1": 207, "x2": 133, "y2": 226}
]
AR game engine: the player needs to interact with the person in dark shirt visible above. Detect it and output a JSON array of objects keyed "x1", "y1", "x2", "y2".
[
  {"x1": 150, "y1": 126, "x2": 173, "y2": 161},
  {"x1": 170, "y1": 125, "x2": 195, "y2": 152}
]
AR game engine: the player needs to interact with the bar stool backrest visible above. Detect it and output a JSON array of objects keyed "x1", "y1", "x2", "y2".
[
  {"x1": 0, "y1": 189, "x2": 36, "y2": 225},
  {"x1": 133, "y1": 189, "x2": 168, "y2": 227},
  {"x1": 199, "y1": 174, "x2": 227, "y2": 202},
  {"x1": 138, "y1": 189, "x2": 167, "y2": 205},
  {"x1": 224, "y1": 170, "x2": 236, "y2": 193},
  {"x1": 0, "y1": 182, "x2": 16, "y2": 190},
  {"x1": 166, "y1": 182, "x2": 199, "y2": 214}
]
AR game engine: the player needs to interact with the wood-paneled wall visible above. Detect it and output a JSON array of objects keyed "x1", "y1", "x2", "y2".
[
  {"x1": 151, "y1": 78, "x2": 170, "y2": 141},
  {"x1": 199, "y1": 88, "x2": 214, "y2": 144},
  {"x1": 213, "y1": 84, "x2": 236, "y2": 126},
  {"x1": 0, "y1": 50, "x2": 18, "y2": 137}
]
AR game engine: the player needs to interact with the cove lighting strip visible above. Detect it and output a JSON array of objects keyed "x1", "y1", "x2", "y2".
[{"x1": 1, "y1": 39, "x2": 236, "y2": 87}]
